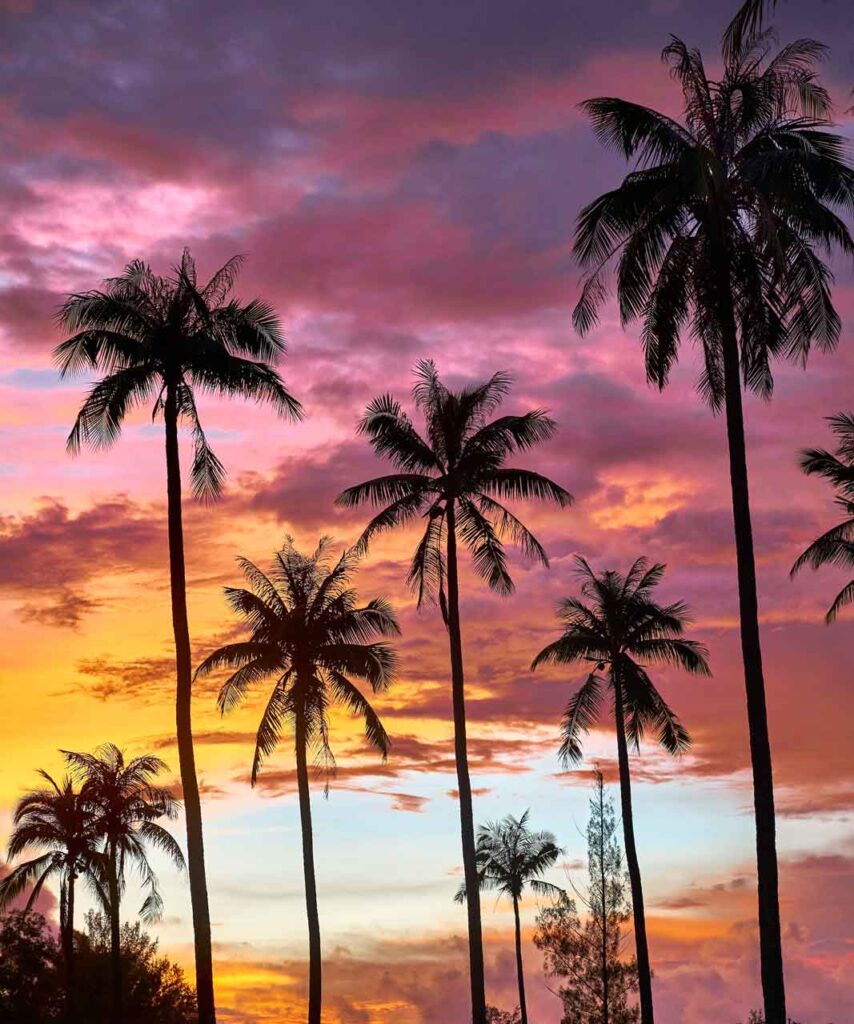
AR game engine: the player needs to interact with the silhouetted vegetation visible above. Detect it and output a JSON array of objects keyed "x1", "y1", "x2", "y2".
[
  {"x1": 338, "y1": 359, "x2": 571, "y2": 1024},
  {"x1": 56, "y1": 251, "x2": 303, "y2": 1024},
  {"x1": 571, "y1": 22, "x2": 853, "y2": 1024},
  {"x1": 535, "y1": 772, "x2": 638, "y2": 1024},
  {"x1": 0, "y1": 909, "x2": 195, "y2": 1024},
  {"x1": 197, "y1": 539, "x2": 399, "y2": 1024},
  {"x1": 791, "y1": 414, "x2": 854, "y2": 621},
  {"x1": 458, "y1": 811, "x2": 562, "y2": 1024},
  {"x1": 532, "y1": 559, "x2": 709, "y2": 1023}
]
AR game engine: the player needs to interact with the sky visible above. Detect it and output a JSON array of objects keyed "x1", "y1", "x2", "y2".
[{"x1": 0, "y1": 0, "x2": 853, "y2": 1021}]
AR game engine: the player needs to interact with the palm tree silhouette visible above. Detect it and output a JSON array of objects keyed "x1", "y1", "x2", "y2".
[
  {"x1": 532, "y1": 558, "x2": 710, "y2": 1024},
  {"x1": 0, "y1": 770, "x2": 104, "y2": 1016},
  {"x1": 571, "y1": 35, "x2": 853, "y2": 1024},
  {"x1": 336, "y1": 359, "x2": 571, "y2": 1024},
  {"x1": 64, "y1": 743, "x2": 185, "y2": 1024},
  {"x1": 456, "y1": 810, "x2": 563, "y2": 1024},
  {"x1": 195, "y1": 538, "x2": 399, "y2": 1024},
  {"x1": 791, "y1": 413, "x2": 854, "y2": 622},
  {"x1": 55, "y1": 250, "x2": 302, "y2": 1023}
]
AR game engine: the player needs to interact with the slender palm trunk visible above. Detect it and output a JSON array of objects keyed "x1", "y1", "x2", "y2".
[
  {"x1": 718, "y1": 295, "x2": 786, "y2": 1024},
  {"x1": 612, "y1": 683, "x2": 653, "y2": 1024},
  {"x1": 512, "y1": 896, "x2": 528, "y2": 1024},
  {"x1": 164, "y1": 386, "x2": 217, "y2": 1024},
  {"x1": 107, "y1": 841, "x2": 122, "y2": 1024},
  {"x1": 445, "y1": 503, "x2": 487, "y2": 1024},
  {"x1": 295, "y1": 717, "x2": 322, "y2": 1024},
  {"x1": 62, "y1": 872, "x2": 76, "y2": 1020}
]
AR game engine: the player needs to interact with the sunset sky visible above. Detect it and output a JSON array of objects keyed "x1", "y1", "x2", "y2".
[{"x1": 1, "y1": 0, "x2": 853, "y2": 1021}]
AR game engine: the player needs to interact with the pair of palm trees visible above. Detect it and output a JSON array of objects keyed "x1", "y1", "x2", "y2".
[{"x1": 0, "y1": 745, "x2": 183, "y2": 1023}]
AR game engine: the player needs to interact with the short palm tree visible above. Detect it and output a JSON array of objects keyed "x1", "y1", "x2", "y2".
[
  {"x1": 532, "y1": 558, "x2": 710, "y2": 1024},
  {"x1": 0, "y1": 771, "x2": 103, "y2": 1015},
  {"x1": 195, "y1": 539, "x2": 399, "y2": 1024},
  {"x1": 64, "y1": 743, "x2": 185, "y2": 1024},
  {"x1": 55, "y1": 250, "x2": 302, "y2": 1024},
  {"x1": 456, "y1": 811, "x2": 563, "y2": 1024},
  {"x1": 336, "y1": 359, "x2": 571, "y2": 1024},
  {"x1": 571, "y1": 35, "x2": 853, "y2": 1024},
  {"x1": 791, "y1": 413, "x2": 854, "y2": 621}
]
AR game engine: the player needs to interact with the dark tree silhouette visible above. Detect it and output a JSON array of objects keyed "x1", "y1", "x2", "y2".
[
  {"x1": 55, "y1": 250, "x2": 302, "y2": 1024},
  {"x1": 456, "y1": 810, "x2": 562, "y2": 1024},
  {"x1": 337, "y1": 360, "x2": 571, "y2": 1024},
  {"x1": 532, "y1": 558, "x2": 710, "y2": 1024},
  {"x1": 64, "y1": 745, "x2": 185, "y2": 1024},
  {"x1": 195, "y1": 539, "x2": 399, "y2": 1024},
  {"x1": 791, "y1": 413, "x2": 854, "y2": 621},
  {"x1": 0, "y1": 771, "x2": 103, "y2": 1016},
  {"x1": 535, "y1": 771, "x2": 638, "y2": 1024},
  {"x1": 572, "y1": 34, "x2": 853, "y2": 1024}
]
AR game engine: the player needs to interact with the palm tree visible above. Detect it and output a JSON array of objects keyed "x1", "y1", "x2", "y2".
[
  {"x1": 456, "y1": 811, "x2": 563, "y2": 1024},
  {"x1": 532, "y1": 558, "x2": 710, "y2": 1024},
  {"x1": 195, "y1": 538, "x2": 399, "y2": 1024},
  {"x1": 571, "y1": 35, "x2": 853, "y2": 1024},
  {"x1": 0, "y1": 771, "x2": 103, "y2": 1016},
  {"x1": 336, "y1": 359, "x2": 571, "y2": 1024},
  {"x1": 55, "y1": 250, "x2": 302, "y2": 1023},
  {"x1": 64, "y1": 743, "x2": 186, "y2": 1024},
  {"x1": 791, "y1": 413, "x2": 854, "y2": 621}
]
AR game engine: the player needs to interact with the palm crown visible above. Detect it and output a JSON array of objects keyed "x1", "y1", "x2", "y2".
[
  {"x1": 532, "y1": 558, "x2": 711, "y2": 764},
  {"x1": 0, "y1": 772, "x2": 103, "y2": 915},
  {"x1": 63, "y1": 744, "x2": 185, "y2": 923},
  {"x1": 195, "y1": 539, "x2": 400, "y2": 782},
  {"x1": 54, "y1": 249, "x2": 302, "y2": 499},
  {"x1": 573, "y1": 35, "x2": 854, "y2": 407},
  {"x1": 336, "y1": 359, "x2": 572, "y2": 603},
  {"x1": 456, "y1": 810, "x2": 563, "y2": 904},
  {"x1": 791, "y1": 413, "x2": 854, "y2": 621}
]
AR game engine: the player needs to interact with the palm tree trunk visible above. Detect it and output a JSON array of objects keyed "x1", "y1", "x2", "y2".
[
  {"x1": 164, "y1": 386, "x2": 217, "y2": 1024},
  {"x1": 512, "y1": 895, "x2": 528, "y2": 1024},
  {"x1": 64, "y1": 871, "x2": 76, "y2": 1020},
  {"x1": 719, "y1": 303, "x2": 786, "y2": 1024},
  {"x1": 445, "y1": 502, "x2": 487, "y2": 1024},
  {"x1": 295, "y1": 717, "x2": 322, "y2": 1024},
  {"x1": 107, "y1": 842, "x2": 122, "y2": 1024},
  {"x1": 612, "y1": 682, "x2": 653, "y2": 1024}
]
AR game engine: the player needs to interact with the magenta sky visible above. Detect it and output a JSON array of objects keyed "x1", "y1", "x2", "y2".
[{"x1": 0, "y1": 1, "x2": 853, "y2": 1022}]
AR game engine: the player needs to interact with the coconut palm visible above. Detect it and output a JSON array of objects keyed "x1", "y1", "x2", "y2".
[
  {"x1": 336, "y1": 359, "x2": 571, "y2": 1024},
  {"x1": 63, "y1": 744, "x2": 185, "y2": 1024},
  {"x1": 532, "y1": 558, "x2": 710, "y2": 1024},
  {"x1": 791, "y1": 413, "x2": 854, "y2": 621},
  {"x1": 0, "y1": 771, "x2": 103, "y2": 1015},
  {"x1": 456, "y1": 811, "x2": 563, "y2": 1024},
  {"x1": 55, "y1": 250, "x2": 302, "y2": 1024},
  {"x1": 571, "y1": 34, "x2": 853, "y2": 1024},
  {"x1": 195, "y1": 538, "x2": 399, "y2": 1024}
]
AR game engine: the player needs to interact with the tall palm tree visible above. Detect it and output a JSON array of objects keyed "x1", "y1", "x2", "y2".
[
  {"x1": 456, "y1": 810, "x2": 563, "y2": 1024},
  {"x1": 336, "y1": 359, "x2": 571, "y2": 1024},
  {"x1": 55, "y1": 250, "x2": 302, "y2": 1023},
  {"x1": 0, "y1": 771, "x2": 103, "y2": 1016},
  {"x1": 195, "y1": 538, "x2": 399, "y2": 1024},
  {"x1": 64, "y1": 743, "x2": 185, "y2": 1024},
  {"x1": 532, "y1": 558, "x2": 710, "y2": 1024},
  {"x1": 791, "y1": 413, "x2": 854, "y2": 621},
  {"x1": 571, "y1": 35, "x2": 853, "y2": 1024}
]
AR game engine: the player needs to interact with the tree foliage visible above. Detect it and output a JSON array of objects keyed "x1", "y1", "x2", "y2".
[
  {"x1": 791, "y1": 413, "x2": 854, "y2": 621},
  {"x1": 535, "y1": 773, "x2": 639, "y2": 1024}
]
